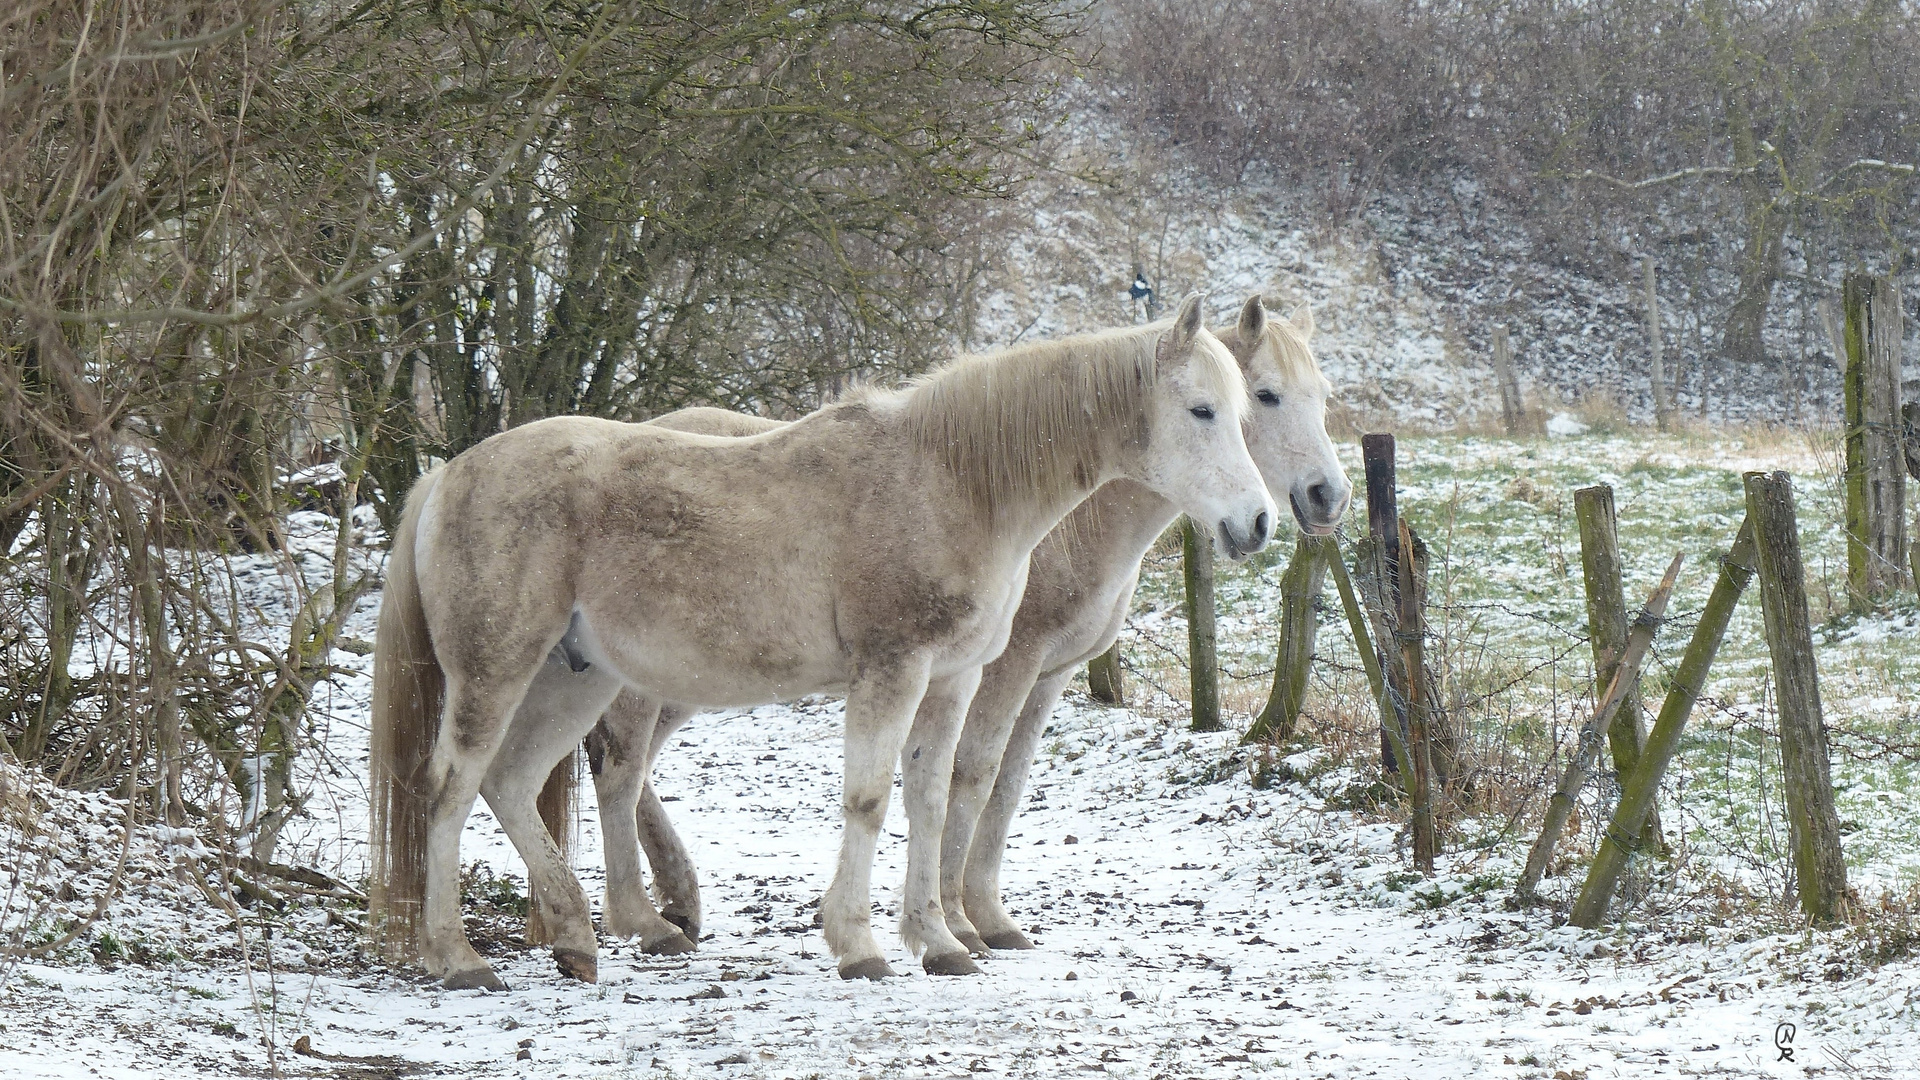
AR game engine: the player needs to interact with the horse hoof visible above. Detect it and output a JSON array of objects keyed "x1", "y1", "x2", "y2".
[
  {"x1": 838, "y1": 957, "x2": 897, "y2": 981},
  {"x1": 662, "y1": 912, "x2": 701, "y2": 939},
  {"x1": 642, "y1": 930, "x2": 697, "y2": 956},
  {"x1": 442, "y1": 967, "x2": 509, "y2": 993},
  {"x1": 553, "y1": 948, "x2": 598, "y2": 983},
  {"x1": 923, "y1": 951, "x2": 980, "y2": 976},
  {"x1": 981, "y1": 928, "x2": 1036, "y2": 951},
  {"x1": 954, "y1": 928, "x2": 991, "y2": 956}
]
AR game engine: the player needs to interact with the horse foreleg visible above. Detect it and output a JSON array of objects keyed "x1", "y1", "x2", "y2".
[
  {"x1": 823, "y1": 657, "x2": 932, "y2": 980},
  {"x1": 636, "y1": 703, "x2": 700, "y2": 940},
  {"x1": 963, "y1": 668, "x2": 1073, "y2": 951},
  {"x1": 589, "y1": 692, "x2": 694, "y2": 954},
  {"x1": 939, "y1": 652, "x2": 1047, "y2": 954},
  {"x1": 898, "y1": 667, "x2": 984, "y2": 975}
]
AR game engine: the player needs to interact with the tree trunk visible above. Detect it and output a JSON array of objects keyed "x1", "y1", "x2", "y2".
[{"x1": 1719, "y1": 195, "x2": 1785, "y2": 367}]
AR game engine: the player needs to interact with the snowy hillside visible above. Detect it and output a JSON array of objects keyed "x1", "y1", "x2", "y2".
[{"x1": 961, "y1": 113, "x2": 1852, "y2": 431}]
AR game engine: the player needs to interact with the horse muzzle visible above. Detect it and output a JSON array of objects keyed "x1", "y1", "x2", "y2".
[
  {"x1": 1290, "y1": 479, "x2": 1350, "y2": 537},
  {"x1": 1217, "y1": 509, "x2": 1271, "y2": 561}
]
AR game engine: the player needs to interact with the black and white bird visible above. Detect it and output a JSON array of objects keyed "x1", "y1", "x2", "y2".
[{"x1": 1128, "y1": 270, "x2": 1153, "y2": 305}]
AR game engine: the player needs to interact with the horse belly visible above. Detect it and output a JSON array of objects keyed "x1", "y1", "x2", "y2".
[{"x1": 588, "y1": 610, "x2": 848, "y2": 708}]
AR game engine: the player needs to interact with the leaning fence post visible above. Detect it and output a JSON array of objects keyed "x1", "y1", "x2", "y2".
[
  {"x1": 1183, "y1": 516, "x2": 1222, "y2": 732},
  {"x1": 1745, "y1": 471, "x2": 1852, "y2": 923},
  {"x1": 1246, "y1": 535, "x2": 1328, "y2": 744},
  {"x1": 1361, "y1": 433, "x2": 1404, "y2": 772},
  {"x1": 1324, "y1": 537, "x2": 1415, "y2": 781},
  {"x1": 1574, "y1": 484, "x2": 1664, "y2": 850},
  {"x1": 1572, "y1": 519, "x2": 1755, "y2": 927},
  {"x1": 1515, "y1": 553, "x2": 1683, "y2": 905}
]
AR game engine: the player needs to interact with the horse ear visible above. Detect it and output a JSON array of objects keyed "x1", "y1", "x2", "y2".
[
  {"x1": 1237, "y1": 295, "x2": 1267, "y2": 341},
  {"x1": 1175, "y1": 294, "x2": 1206, "y2": 338},
  {"x1": 1289, "y1": 301, "x2": 1314, "y2": 341},
  {"x1": 1157, "y1": 294, "x2": 1206, "y2": 362}
]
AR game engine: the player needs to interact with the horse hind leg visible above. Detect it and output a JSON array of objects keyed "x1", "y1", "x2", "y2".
[
  {"x1": 480, "y1": 649, "x2": 622, "y2": 982},
  {"x1": 589, "y1": 692, "x2": 694, "y2": 955},
  {"x1": 965, "y1": 669, "x2": 1073, "y2": 951},
  {"x1": 636, "y1": 703, "x2": 701, "y2": 940},
  {"x1": 420, "y1": 667, "x2": 552, "y2": 991}
]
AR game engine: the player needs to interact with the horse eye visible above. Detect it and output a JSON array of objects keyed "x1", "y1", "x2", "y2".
[
  {"x1": 1189, "y1": 405, "x2": 1215, "y2": 421},
  {"x1": 1256, "y1": 389, "x2": 1280, "y2": 406}
]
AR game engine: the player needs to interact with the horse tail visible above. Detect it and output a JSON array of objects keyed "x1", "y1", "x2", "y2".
[
  {"x1": 368, "y1": 466, "x2": 445, "y2": 961},
  {"x1": 526, "y1": 749, "x2": 579, "y2": 944}
]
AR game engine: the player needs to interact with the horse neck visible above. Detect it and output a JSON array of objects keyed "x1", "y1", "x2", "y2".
[
  {"x1": 903, "y1": 328, "x2": 1159, "y2": 555},
  {"x1": 1048, "y1": 479, "x2": 1181, "y2": 576},
  {"x1": 980, "y1": 471, "x2": 1121, "y2": 567}
]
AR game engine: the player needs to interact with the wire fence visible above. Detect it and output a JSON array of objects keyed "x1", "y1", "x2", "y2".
[{"x1": 1096, "y1": 502, "x2": 1920, "y2": 926}]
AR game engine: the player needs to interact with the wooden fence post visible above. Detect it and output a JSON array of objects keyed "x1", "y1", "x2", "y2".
[
  {"x1": 1842, "y1": 273, "x2": 1907, "y2": 610},
  {"x1": 1397, "y1": 520, "x2": 1437, "y2": 874},
  {"x1": 1361, "y1": 434, "x2": 1404, "y2": 772},
  {"x1": 1246, "y1": 535, "x2": 1328, "y2": 745},
  {"x1": 1324, "y1": 538, "x2": 1416, "y2": 780},
  {"x1": 1644, "y1": 257, "x2": 1673, "y2": 432},
  {"x1": 1183, "y1": 517, "x2": 1222, "y2": 732},
  {"x1": 1492, "y1": 325, "x2": 1523, "y2": 436},
  {"x1": 1745, "y1": 471, "x2": 1852, "y2": 923},
  {"x1": 1087, "y1": 642, "x2": 1126, "y2": 706},
  {"x1": 1572, "y1": 518, "x2": 1756, "y2": 927},
  {"x1": 1574, "y1": 484, "x2": 1664, "y2": 849},
  {"x1": 1515, "y1": 554, "x2": 1683, "y2": 905}
]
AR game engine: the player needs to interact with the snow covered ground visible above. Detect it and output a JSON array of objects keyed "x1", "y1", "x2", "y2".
[
  {"x1": 4, "y1": 694, "x2": 1915, "y2": 1079},
  {"x1": 4, "y1": 429, "x2": 1918, "y2": 1079}
]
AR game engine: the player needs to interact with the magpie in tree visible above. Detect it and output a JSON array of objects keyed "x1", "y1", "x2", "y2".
[{"x1": 1128, "y1": 269, "x2": 1153, "y2": 305}]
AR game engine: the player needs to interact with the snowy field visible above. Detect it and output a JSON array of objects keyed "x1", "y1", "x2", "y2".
[{"x1": 3, "y1": 429, "x2": 1918, "y2": 1079}]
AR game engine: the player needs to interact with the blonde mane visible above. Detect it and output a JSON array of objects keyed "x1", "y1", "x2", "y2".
[
  {"x1": 893, "y1": 320, "x2": 1244, "y2": 522},
  {"x1": 1255, "y1": 315, "x2": 1331, "y2": 392}
]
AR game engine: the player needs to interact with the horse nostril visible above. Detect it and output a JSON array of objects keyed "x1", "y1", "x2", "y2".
[
  {"x1": 1308, "y1": 482, "x2": 1333, "y2": 513},
  {"x1": 1253, "y1": 510, "x2": 1270, "y2": 544}
]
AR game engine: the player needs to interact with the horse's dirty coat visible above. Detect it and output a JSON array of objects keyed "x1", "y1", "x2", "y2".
[{"x1": 368, "y1": 301, "x2": 1278, "y2": 987}]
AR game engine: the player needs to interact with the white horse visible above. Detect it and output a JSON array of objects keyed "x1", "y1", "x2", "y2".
[
  {"x1": 557, "y1": 296, "x2": 1347, "y2": 959},
  {"x1": 368, "y1": 297, "x2": 1277, "y2": 988}
]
